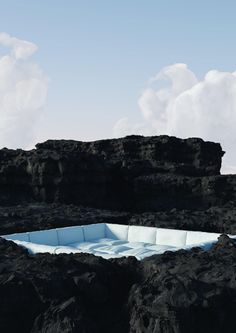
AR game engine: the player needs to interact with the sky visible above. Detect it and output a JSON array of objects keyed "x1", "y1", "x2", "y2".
[{"x1": 0, "y1": 1, "x2": 236, "y2": 173}]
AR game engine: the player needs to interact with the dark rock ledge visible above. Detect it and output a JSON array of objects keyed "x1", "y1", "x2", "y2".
[
  {"x1": 0, "y1": 135, "x2": 236, "y2": 332},
  {"x1": 0, "y1": 135, "x2": 229, "y2": 211}
]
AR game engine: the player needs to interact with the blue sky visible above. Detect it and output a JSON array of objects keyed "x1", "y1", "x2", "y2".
[{"x1": 1, "y1": 0, "x2": 236, "y2": 152}]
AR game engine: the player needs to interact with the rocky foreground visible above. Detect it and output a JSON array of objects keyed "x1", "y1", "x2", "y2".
[
  {"x1": 1, "y1": 233, "x2": 236, "y2": 333},
  {"x1": 1, "y1": 135, "x2": 236, "y2": 332}
]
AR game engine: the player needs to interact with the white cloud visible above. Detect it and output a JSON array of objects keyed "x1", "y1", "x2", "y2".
[
  {"x1": 113, "y1": 63, "x2": 236, "y2": 174},
  {"x1": 0, "y1": 32, "x2": 37, "y2": 60},
  {"x1": 0, "y1": 32, "x2": 48, "y2": 149}
]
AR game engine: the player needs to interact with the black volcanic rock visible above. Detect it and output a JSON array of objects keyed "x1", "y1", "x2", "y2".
[
  {"x1": 0, "y1": 237, "x2": 138, "y2": 333},
  {"x1": 1, "y1": 135, "x2": 236, "y2": 333},
  {"x1": 133, "y1": 173, "x2": 236, "y2": 211},
  {"x1": 0, "y1": 135, "x2": 228, "y2": 211},
  {"x1": 0, "y1": 203, "x2": 130, "y2": 235},
  {"x1": 128, "y1": 235, "x2": 236, "y2": 333},
  {"x1": 35, "y1": 135, "x2": 223, "y2": 177},
  {"x1": 1, "y1": 203, "x2": 236, "y2": 236},
  {"x1": 1, "y1": 235, "x2": 236, "y2": 332}
]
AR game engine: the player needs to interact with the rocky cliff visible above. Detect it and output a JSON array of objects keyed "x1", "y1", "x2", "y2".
[
  {"x1": 1, "y1": 135, "x2": 233, "y2": 211},
  {"x1": 1, "y1": 135, "x2": 236, "y2": 333}
]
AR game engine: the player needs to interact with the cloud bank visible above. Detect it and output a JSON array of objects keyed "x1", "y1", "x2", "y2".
[
  {"x1": 113, "y1": 63, "x2": 236, "y2": 174},
  {"x1": 0, "y1": 32, "x2": 48, "y2": 149}
]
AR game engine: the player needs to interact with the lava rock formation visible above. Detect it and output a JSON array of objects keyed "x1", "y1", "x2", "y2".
[
  {"x1": 1, "y1": 135, "x2": 236, "y2": 333},
  {"x1": 0, "y1": 135, "x2": 228, "y2": 210}
]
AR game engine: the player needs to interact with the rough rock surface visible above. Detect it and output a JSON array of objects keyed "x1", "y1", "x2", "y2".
[
  {"x1": 129, "y1": 235, "x2": 236, "y2": 333},
  {"x1": 0, "y1": 237, "x2": 138, "y2": 333},
  {"x1": 1, "y1": 203, "x2": 236, "y2": 236},
  {"x1": 1, "y1": 234, "x2": 236, "y2": 332},
  {"x1": 1, "y1": 135, "x2": 236, "y2": 333},
  {"x1": 0, "y1": 135, "x2": 228, "y2": 210}
]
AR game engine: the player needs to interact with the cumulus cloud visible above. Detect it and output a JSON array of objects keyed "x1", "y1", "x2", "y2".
[
  {"x1": 0, "y1": 32, "x2": 48, "y2": 149},
  {"x1": 113, "y1": 63, "x2": 236, "y2": 174}
]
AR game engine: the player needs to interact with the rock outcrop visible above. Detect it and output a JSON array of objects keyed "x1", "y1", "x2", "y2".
[
  {"x1": 1, "y1": 135, "x2": 232, "y2": 211},
  {"x1": 129, "y1": 235, "x2": 236, "y2": 333},
  {"x1": 1, "y1": 135, "x2": 236, "y2": 333},
  {"x1": 1, "y1": 203, "x2": 236, "y2": 236},
  {"x1": 0, "y1": 237, "x2": 138, "y2": 333},
  {"x1": 1, "y1": 233, "x2": 236, "y2": 333}
]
